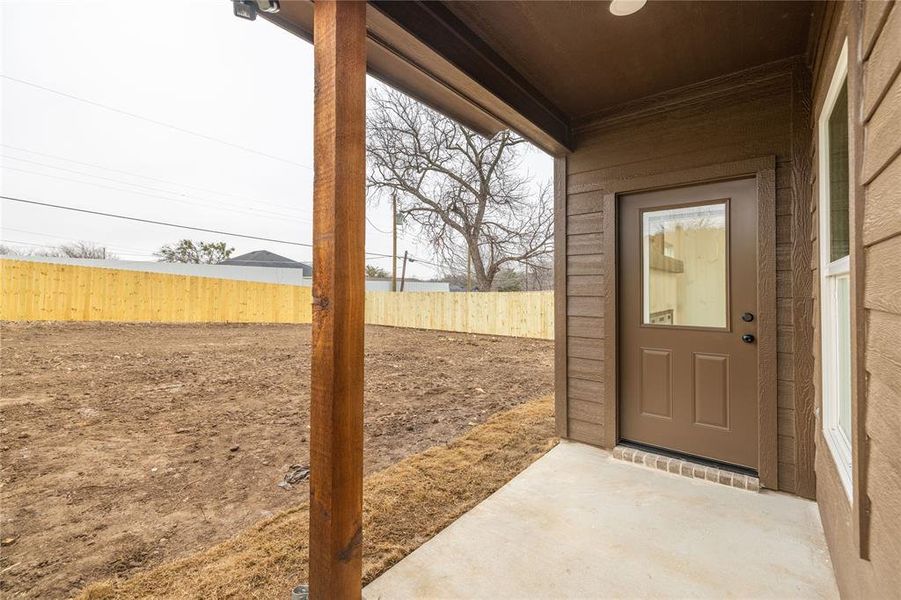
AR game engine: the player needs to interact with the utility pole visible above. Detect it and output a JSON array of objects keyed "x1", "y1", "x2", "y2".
[
  {"x1": 400, "y1": 250, "x2": 408, "y2": 292},
  {"x1": 391, "y1": 192, "x2": 398, "y2": 292},
  {"x1": 466, "y1": 247, "x2": 472, "y2": 292}
]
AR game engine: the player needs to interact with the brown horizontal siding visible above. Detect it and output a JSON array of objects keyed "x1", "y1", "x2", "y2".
[
  {"x1": 567, "y1": 232, "x2": 603, "y2": 255},
  {"x1": 567, "y1": 212, "x2": 603, "y2": 234},
  {"x1": 776, "y1": 162, "x2": 793, "y2": 189},
  {"x1": 567, "y1": 275, "x2": 604, "y2": 297},
  {"x1": 777, "y1": 380, "x2": 796, "y2": 408},
  {"x1": 568, "y1": 296, "x2": 603, "y2": 318},
  {"x1": 561, "y1": 63, "x2": 806, "y2": 484},
  {"x1": 813, "y1": 1, "x2": 901, "y2": 594},
  {"x1": 861, "y1": 70, "x2": 901, "y2": 182},
  {"x1": 567, "y1": 316, "x2": 604, "y2": 338},
  {"x1": 776, "y1": 243, "x2": 793, "y2": 270},
  {"x1": 776, "y1": 187, "x2": 794, "y2": 215},
  {"x1": 776, "y1": 214, "x2": 793, "y2": 242},
  {"x1": 778, "y1": 461, "x2": 798, "y2": 493},
  {"x1": 567, "y1": 84, "x2": 792, "y2": 175},
  {"x1": 862, "y1": 0, "x2": 893, "y2": 59},
  {"x1": 566, "y1": 254, "x2": 603, "y2": 275},
  {"x1": 569, "y1": 398, "x2": 605, "y2": 424},
  {"x1": 567, "y1": 358, "x2": 604, "y2": 382},
  {"x1": 568, "y1": 418, "x2": 604, "y2": 444},
  {"x1": 778, "y1": 434, "x2": 796, "y2": 458},
  {"x1": 863, "y1": 154, "x2": 901, "y2": 245},
  {"x1": 566, "y1": 191, "x2": 604, "y2": 215},
  {"x1": 775, "y1": 151, "x2": 801, "y2": 490},
  {"x1": 777, "y1": 298, "x2": 793, "y2": 325},
  {"x1": 865, "y1": 441, "x2": 901, "y2": 583},
  {"x1": 568, "y1": 377, "x2": 604, "y2": 402},
  {"x1": 777, "y1": 271, "x2": 792, "y2": 298},
  {"x1": 865, "y1": 372, "x2": 900, "y2": 457},
  {"x1": 778, "y1": 407, "x2": 796, "y2": 436},
  {"x1": 862, "y1": 2, "x2": 901, "y2": 119},
  {"x1": 777, "y1": 325, "x2": 795, "y2": 354},
  {"x1": 568, "y1": 336, "x2": 604, "y2": 360},
  {"x1": 864, "y1": 234, "x2": 901, "y2": 314},
  {"x1": 776, "y1": 352, "x2": 794, "y2": 380},
  {"x1": 567, "y1": 135, "x2": 790, "y2": 193}
]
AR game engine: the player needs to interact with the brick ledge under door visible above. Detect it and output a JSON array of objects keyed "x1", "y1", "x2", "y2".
[{"x1": 612, "y1": 445, "x2": 760, "y2": 492}]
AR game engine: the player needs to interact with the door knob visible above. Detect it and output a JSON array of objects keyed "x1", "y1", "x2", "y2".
[{"x1": 741, "y1": 334, "x2": 755, "y2": 343}]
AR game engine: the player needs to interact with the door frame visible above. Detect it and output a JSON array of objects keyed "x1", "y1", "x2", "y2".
[{"x1": 602, "y1": 156, "x2": 778, "y2": 489}]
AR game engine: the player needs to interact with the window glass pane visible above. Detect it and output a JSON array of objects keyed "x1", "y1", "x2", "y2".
[
  {"x1": 828, "y1": 82, "x2": 850, "y2": 262},
  {"x1": 836, "y1": 274, "x2": 852, "y2": 442},
  {"x1": 642, "y1": 203, "x2": 727, "y2": 328}
]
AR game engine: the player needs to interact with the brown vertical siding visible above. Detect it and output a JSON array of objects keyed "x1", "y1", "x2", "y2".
[
  {"x1": 559, "y1": 60, "x2": 813, "y2": 493},
  {"x1": 812, "y1": 1, "x2": 901, "y2": 596}
]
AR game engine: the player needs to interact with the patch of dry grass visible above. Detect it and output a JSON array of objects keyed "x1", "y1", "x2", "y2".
[{"x1": 80, "y1": 396, "x2": 556, "y2": 599}]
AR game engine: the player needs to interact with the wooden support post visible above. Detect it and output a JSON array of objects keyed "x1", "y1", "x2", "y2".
[
  {"x1": 309, "y1": 1, "x2": 366, "y2": 599},
  {"x1": 466, "y1": 248, "x2": 472, "y2": 292}
]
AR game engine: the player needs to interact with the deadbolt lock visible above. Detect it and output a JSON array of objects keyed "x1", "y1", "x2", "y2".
[{"x1": 741, "y1": 312, "x2": 755, "y2": 322}]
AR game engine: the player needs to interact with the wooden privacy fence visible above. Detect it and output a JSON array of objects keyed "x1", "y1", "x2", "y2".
[
  {"x1": 0, "y1": 259, "x2": 313, "y2": 324},
  {"x1": 365, "y1": 290, "x2": 553, "y2": 339},
  {"x1": 0, "y1": 259, "x2": 553, "y2": 339}
]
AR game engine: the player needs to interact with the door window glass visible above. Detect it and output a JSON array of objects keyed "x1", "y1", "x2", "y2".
[{"x1": 642, "y1": 202, "x2": 728, "y2": 328}]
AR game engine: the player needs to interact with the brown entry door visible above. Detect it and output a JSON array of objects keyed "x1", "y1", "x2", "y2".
[{"x1": 619, "y1": 178, "x2": 758, "y2": 470}]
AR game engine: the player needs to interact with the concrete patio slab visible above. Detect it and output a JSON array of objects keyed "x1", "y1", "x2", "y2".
[{"x1": 364, "y1": 441, "x2": 838, "y2": 599}]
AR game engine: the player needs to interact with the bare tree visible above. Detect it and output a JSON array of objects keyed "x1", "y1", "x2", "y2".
[
  {"x1": 0, "y1": 242, "x2": 116, "y2": 259},
  {"x1": 56, "y1": 242, "x2": 118, "y2": 259},
  {"x1": 367, "y1": 87, "x2": 553, "y2": 291}
]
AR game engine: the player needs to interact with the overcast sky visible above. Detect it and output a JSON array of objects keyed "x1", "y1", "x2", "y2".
[{"x1": 0, "y1": 1, "x2": 552, "y2": 279}]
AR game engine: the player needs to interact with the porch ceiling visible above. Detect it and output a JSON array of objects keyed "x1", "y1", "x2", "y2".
[
  {"x1": 440, "y1": 0, "x2": 816, "y2": 123},
  {"x1": 266, "y1": 1, "x2": 815, "y2": 154}
]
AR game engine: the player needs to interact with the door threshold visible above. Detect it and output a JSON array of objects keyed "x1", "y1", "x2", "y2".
[{"x1": 612, "y1": 444, "x2": 760, "y2": 492}]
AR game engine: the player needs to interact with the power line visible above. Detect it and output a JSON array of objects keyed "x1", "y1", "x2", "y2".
[
  {"x1": 1, "y1": 226, "x2": 158, "y2": 256},
  {"x1": 0, "y1": 143, "x2": 312, "y2": 216},
  {"x1": 2, "y1": 150, "x2": 432, "y2": 243},
  {"x1": 1, "y1": 164, "x2": 437, "y2": 265},
  {"x1": 3, "y1": 147, "x2": 437, "y2": 253},
  {"x1": 1, "y1": 164, "x2": 311, "y2": 224},
  {"x1": 1, "y1": 194, "x2": 315, "y2": 247},
  {"x1": 366, "y1": 216, "x2": 391, "y2": 234},
  {"x1": 0, "y1": 194, "x2": 394, "y2": 258},
  {"x1": 0, "y1": 238, "x2": 155, "y2": 258},
  {"x1": 365, "y1": 252, "x2": 442, "y2": 269},
  {"x1": 1, "y1": 75, "x2": 313, "y2": 171},
  {"x1": 1, "y1": 154, "x2": 311, "y2": 222}
]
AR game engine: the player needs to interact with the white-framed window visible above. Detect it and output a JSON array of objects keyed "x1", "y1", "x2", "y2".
[{"x1": 818, "y1": 39, "x2": 853, "y2": 497}]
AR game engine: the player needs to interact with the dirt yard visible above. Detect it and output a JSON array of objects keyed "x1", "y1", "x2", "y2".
[{"x1": 0, "y1": 322, "x2": 553, "y2": 599}]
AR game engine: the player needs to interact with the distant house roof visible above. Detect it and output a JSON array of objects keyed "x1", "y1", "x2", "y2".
[{"x1": 220, "y1": 250, "x2": 312, "y2": 276}]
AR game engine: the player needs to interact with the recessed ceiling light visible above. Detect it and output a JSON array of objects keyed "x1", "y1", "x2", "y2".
[{"x1": 609, "y1": 0, "x2": 647, "y2": 16}]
